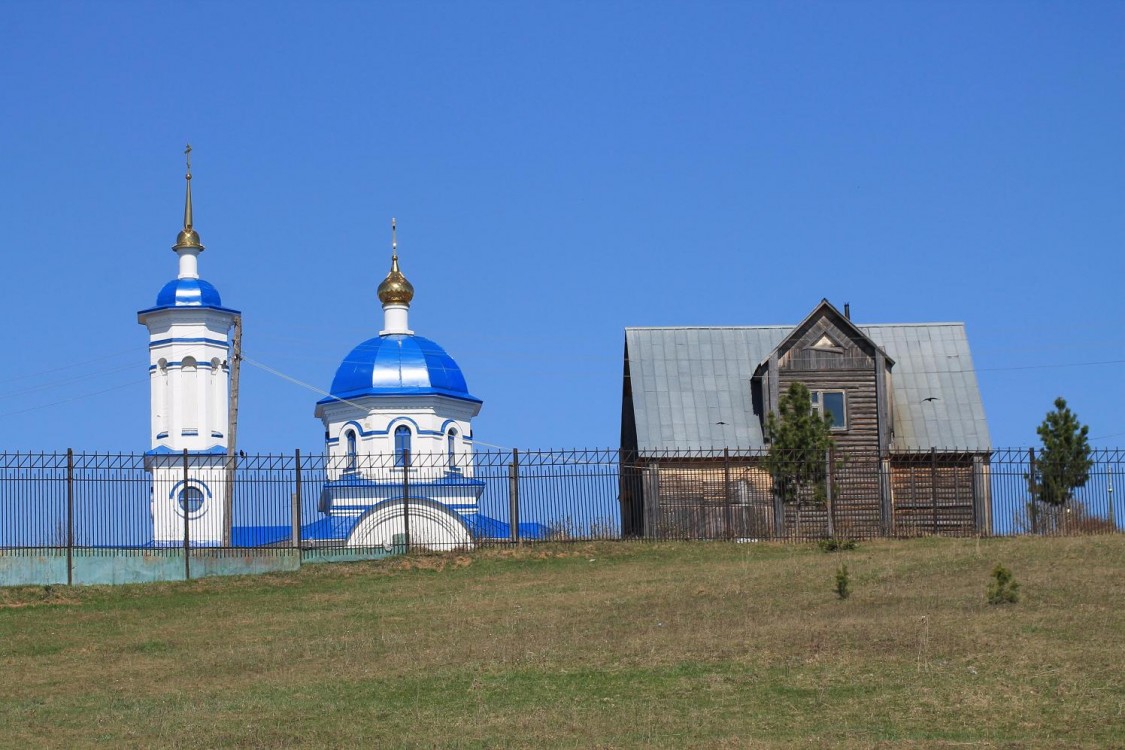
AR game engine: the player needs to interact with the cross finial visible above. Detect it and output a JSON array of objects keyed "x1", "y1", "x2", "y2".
[
  {"x1": 391, "y1": 217, "x2": 397, "y2": 258},
  {"x1": 175, "y1": 144, "x2": 200, "y2": 244}
]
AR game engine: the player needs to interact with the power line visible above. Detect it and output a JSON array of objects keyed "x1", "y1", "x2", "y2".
[
  {"x1": 0, "y1": 348, "x2": 138, "y2": 387},
  {"x1": 240, "y1": 353, "x2": 515, "y2": 450},
  {"x1": 0, "y1": 346, "x2": 227, "y2": 416},
  {"x1": 976, "y1": 358, "x2": 1125, "y2": 373},
  {"x1": 0, "y1": 363, "x2": 138, "y2": 401},
  {"x1": 240, "y1": 353, "x2": 371, "y2": 413},
  {"x1": 0, "y1": 378, "x2": 147, "y2": 419},
  {"x1": 244, "y1": 353, "x2": 515, "y2": 452}
]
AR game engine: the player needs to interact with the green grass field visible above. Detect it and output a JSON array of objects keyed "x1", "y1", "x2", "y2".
[{"x1": 2, "y1": 536, "x2": 1123, "y2": 749}]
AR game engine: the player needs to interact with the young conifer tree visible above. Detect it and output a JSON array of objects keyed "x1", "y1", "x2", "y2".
[
  {"x1": 1031, "y1": 397, "x2": 1093, "y2": 508},
  {"x1": 764, "y1": 382, "x2": 835, "y2": 536}
]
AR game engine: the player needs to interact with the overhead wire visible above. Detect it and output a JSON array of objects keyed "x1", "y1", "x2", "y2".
[
  {"x1": 240, "y1": 353, "x2": 374, "y2": 413},
  {"x1": 0, "y1": 345, "x2": 220, "y2": 418},
  {"x1": 0, "y1": 347, "x2": 139, "y2": 387},
  {"x1": 0, "y1": 362, "x2": 139, "y2": 401},
  {"x1": 240, "y1": 352, "x2": 515, "y2": 451},
  {"x1": 0, "y1": 378, "x2": 148, "y2": 419}
]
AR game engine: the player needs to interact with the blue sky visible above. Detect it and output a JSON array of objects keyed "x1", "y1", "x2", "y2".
[{"x1": 0, "y1": 1, "x2": 1121, "y2": 454}]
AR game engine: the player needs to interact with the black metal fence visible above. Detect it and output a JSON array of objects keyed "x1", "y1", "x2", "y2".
[{"x1": 0, "y1": 447, "x2": 1120, "y2": 557}]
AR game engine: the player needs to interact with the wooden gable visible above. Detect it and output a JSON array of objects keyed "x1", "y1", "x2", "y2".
[
  {"x1": 752, "y1": 299, "x2": 895, "y2": 456},
  {"x1": 771, "y1": 300, "x2": 890, "y2": 372}
]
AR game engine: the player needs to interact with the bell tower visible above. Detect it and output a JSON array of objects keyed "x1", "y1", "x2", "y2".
[{"x1": 137, "y1": 147, "x2": 241, "y2": 546}]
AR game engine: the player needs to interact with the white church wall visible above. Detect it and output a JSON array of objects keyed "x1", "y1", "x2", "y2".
[
  {"x1": 150, "y1": 454, "x2": 230, "y2": 546},
  {"x1": 142, "y1": 309, "x2": 235, "y2": 451},
  {"x1": 319, "y1": 395, "x2": 479, "y2": 483}
]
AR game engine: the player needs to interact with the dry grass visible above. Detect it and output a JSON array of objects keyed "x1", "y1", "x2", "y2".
[{"x1": 1, "y1": 536, "x2": 1123, "y2": 748}]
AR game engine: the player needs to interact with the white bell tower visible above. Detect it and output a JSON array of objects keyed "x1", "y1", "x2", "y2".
[{"x1": 137, "y1": 146, "x2": 240, "y2": 546}]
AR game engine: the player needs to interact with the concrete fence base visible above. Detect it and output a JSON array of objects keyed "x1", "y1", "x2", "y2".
[{"x1": 0, "y1": 548, "x2": 396, "y2": 587}]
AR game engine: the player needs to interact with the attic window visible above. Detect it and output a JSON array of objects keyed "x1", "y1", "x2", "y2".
[
  {"x1": 809, "y1": 334, "x2": 844, "y2": 353},
  {"x1": 811, "y1": 390, "x2": 847, "y2": 430}
]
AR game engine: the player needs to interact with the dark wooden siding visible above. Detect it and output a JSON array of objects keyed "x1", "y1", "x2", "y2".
[
  {"x1": 633, "y1": 452, "x2": 985, "y2": 540},
  {"x1": 643, "y1": 460, "x2": 776, "y2": 539},
  {"x1": 778, "y1": 316, "x2": 876, "y2": 371},
  {"x1": 890, "y1": 455, "x2": 979, "y2": 536},
  {"x1": 777, "y1": 369, "x2": 880, "y2": 452},
  {"x1": 775, "y1": 313, "x2": 881, "y2": 454}
]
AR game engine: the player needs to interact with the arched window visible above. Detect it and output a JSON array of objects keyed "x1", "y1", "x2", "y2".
[
  {"x1": 181, "y1": 356, "x2": 197, "y2": 431},
  {"x1": 209, "y1": 358, "x2": 223, "y2": 432},
  {"x1": 156, "y1": 358, "x2": 169, "y2": 435},
  {"x1": 345, "y1": 429, "x2": 358, "y2": 471},
  {"x1": 447, "y1": 428, "x2": 458, "y2": 469},
  {"x1": 394, "y1": 425, "x2": 411, "y2": 466}
]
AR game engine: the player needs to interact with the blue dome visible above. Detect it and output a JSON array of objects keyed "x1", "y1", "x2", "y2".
[
  {"x1": 320, "y1": 334, "x2": 480, "y2": 404},
  {"x1": 154, "y1": 278, "x2": 224, "y2": 308}
]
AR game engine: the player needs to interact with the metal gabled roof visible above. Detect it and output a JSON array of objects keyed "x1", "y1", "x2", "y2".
[
  {"x1": 624, "y1": 322, "x2": 990, "y2": 454},
  {"x1": 865, "y1": 323, "x2": 990, "y2": 452}
]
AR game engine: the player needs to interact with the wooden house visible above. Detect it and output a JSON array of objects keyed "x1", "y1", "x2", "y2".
[{"x1": 620, "y1": 300, "x2": 992, "y2": 539}]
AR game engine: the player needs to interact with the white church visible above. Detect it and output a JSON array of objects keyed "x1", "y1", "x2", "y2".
[{"x1": 139, "y1": 153, "x2": 491, "y2": 551}]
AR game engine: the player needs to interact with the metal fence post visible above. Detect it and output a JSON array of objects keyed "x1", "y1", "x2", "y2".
[
  {"x1": 826, "y1": 447, "x2": 835, "y2": 539},
  {"x1": 66, "y1": 448, "x2": 74, "y2": 586},
  {"x1": 772, "y1": 478, "x2": 785, "y2": 540},
  {"x1": 1028, "y1": 447, "x2": 1038, "y2": 534},
  {"x1": 509, "y1": 448, "x2": 520, "y2": 544},
  {"x1": 723, "y1": 448, "x2": 732, "y2": 540},
  {"x1": 930, "y1": 447, "x2": 939, "y2": 535},
  {"x1": 970, "y1": 455, "x2": 984, "y2": 535},
  {"x1": 183, "y1": 448, "x2": 190, "y2": 581},
  {"x1": 292, "y1": 449, "x2": 302, "y2": 551},
  {"x1": 1108, "y1": 465, "x2": 1116, "y2": 531},
  {"x1": 402, "y1": 448, "x2": 410, "y2": 552}
]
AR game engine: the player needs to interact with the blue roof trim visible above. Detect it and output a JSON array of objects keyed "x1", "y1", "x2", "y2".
[
  {"x1": 318, "y1": 334, "x2": 481, "y2": 404},
  {"x1": 299, "y1": 502, "x2": 549, "y2": 545},
  {"x1": 221, "y1": 515, "x2": 551, "y2": 546},
  {"x1": 150, "y1": 337, "x2": 230, "y2": 348},
  {"x1": 324, "y1": 474, "x2": 486, "y2": 491},
  {"x1": 300, "y1": 516, "x2": 356, "y2": 542},
  {"x1": 466, "y1": 515, "x2": 552, "y2": 541},
  {"x1": 144, "y1": 445, "x2": 227, "y2": 456},
  {"x1": 231, "y1": 525, "x2": 293, "y2": 547},
  {"x1": 317, "y1": 387, "x2": 483, "y2": 406}
]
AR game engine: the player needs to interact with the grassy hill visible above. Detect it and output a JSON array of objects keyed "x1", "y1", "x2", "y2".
[{"x1": 2, "y1": 536, "x2": 1123, "y2": 748}]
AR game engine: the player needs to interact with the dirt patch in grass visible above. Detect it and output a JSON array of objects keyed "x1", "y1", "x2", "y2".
[{"x1": 0, "y1": 585, "x2": 81, "y2": 609}]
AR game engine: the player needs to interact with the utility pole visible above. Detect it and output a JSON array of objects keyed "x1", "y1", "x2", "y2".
[{"x1": 223, "y1": 315, "x2": 243, "y2": 547}]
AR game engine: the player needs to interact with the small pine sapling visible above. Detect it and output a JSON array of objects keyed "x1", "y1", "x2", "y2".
[
  {"x1": 987, "y1": 564, "x2": 1020, "y2": 605},
  {"x1": 818, "y1": 537, "x2": 857, "y2": 553},
  {"x1": 835, "y1": 563, "x2": 850, "y2": 599}
]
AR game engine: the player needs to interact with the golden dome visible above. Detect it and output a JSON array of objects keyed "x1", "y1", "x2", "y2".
[
  {"x1": 378, "y1": 255, "x2": 414, "y2": 306},
  {"x1": 174, "y1": 227, "x2": 203, "y2": 250}
]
